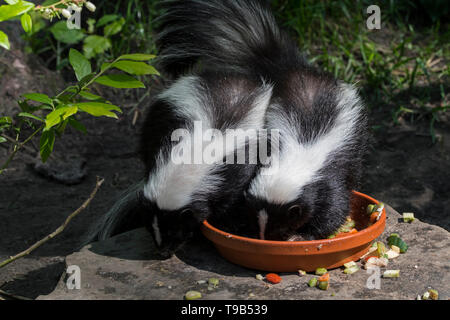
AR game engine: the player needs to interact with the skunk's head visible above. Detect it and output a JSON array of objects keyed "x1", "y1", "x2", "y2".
[
  {"x1": 243, "y1": 81, "x2": 366, "y2": 241},
  {"x1": 140, "y1": 195, "x2": 200, "y2": 258},
  {"x1": 243, "y1": 188, "x2": 315, "y2": 241}
]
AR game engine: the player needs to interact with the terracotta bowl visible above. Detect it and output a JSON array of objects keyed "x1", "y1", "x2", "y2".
[{"x1": 201, "y1": 191, "x2": 386, "y2": 272}]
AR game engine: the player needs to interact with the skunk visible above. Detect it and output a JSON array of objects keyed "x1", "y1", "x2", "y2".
[
  {"x1": 138, "y1": 74, "x2": 272, "y2": 255},
  {"x1": 88, "y1": 72, "x2": 272, "y2": 256},
  {"x1": 156, "y1": 0, "x2": 368, "y2": 241}
]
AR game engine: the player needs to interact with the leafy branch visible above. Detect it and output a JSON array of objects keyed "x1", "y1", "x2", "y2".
[{"x1": 0, "y1": 50, "x2": 158, "y2": 173}]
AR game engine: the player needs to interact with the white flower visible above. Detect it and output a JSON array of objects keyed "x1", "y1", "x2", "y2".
[
  {"x1": 61, "y1": 8, "x2": 72, "y2": 19},
  {"x1": 85, "y1": 1, "x2": 96, "y2": 12},
  {"x1": 42, "y1": 8, "x2": 52, "y2": 20}
]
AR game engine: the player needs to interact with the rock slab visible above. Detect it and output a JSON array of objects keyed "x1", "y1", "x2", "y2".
[{"x1": 38, "y1": 205, "x2": 449, "y2": 300}]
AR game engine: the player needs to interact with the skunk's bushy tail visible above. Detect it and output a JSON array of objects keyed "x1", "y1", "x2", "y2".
[
  {"x1": 83, "y1": 180, "x2": 145, "y2": 245},
  {"x1": 156, "y1": 0, "x2": 301, "y2": 78}
]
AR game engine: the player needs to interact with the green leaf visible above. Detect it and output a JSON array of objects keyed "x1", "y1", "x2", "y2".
[
  {"x1": 44, "y1": 106, "x2": 78, "y2": 131},
  {"x1": 95, "y1": 74, "x2": 145, "y2": 89},
  {"x1": 40, "y1": 129, "x2": 55, "y2": 163},
  {"x1": 4, "y1": 1, "x2": 20, "y2": 5},
  {"x1": 100, "y1": 62, "x2": 112, "y2": 72},
  {"x1": 23, "y1": 93, "x2": 53, "y2": 105},
  {"x1": 104, "y1": 17, "x2": 125, "y2": 37},
  {"x1": 68, "y1": 117, "x2": 86, "y2": 134},
  {"x1": 78, "y1": 90, "x2": 102, "y2": 101},
  {"x1": 18, "y1": 112, "x2": 44, "y2": 122},
  {"x1": 0, "y1": 116, "x2": 12, "y2": 125},
  {"x1": 118, "y1": 53, "x2": 156, "y2": 61},
  {"x1": 20, "y1": 12, "x2": 32, "y2": 33},
  {"x1": 74, "y1": 102, "x2": 122, "y2": 118},
  {"x1": 56, "y1": 118, "x2": 69, "y2": 135},
  {"x1": 0, "y1": 30, "x2": 9, "y2": 50},
  {"x1": 50, "y1": 21, "x2": 84, "y2": 44},
  {"x1": 0, "y1": 1, "x2": 34, "y2": 22},
  {"x1": 0, "y1": 137, "x2": 6, "y2": 143},
  {"x1": 111, "y1": 60, "x2": 160, "y2": 76},
  {"x1": 69, "y1": 48, "x2": 92, "y2": 81},
  {"x1": 0, "y1": 116, "x2": 12, "y2": 130},
  {"x1": 41, "y1": 0, "x2": 60, "y2": 6},
  {"x1": 96, "y1": 14, "x2": 118, "y2": 28},
  {"x1": 83, "y1": 35, "x2": 111, "y2": 59}
]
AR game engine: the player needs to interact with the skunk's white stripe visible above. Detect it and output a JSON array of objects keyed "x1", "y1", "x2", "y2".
[
  {"x1": 144, "y1": 76, "x2": 273, "y2": 211},
  {"x1": 152, "y1": 215, "x2": 162, "y2": 246},
  {"x1": 258, "y1": 209, "x2": 268, "y2": 240},
  {"x1": 241, "y1": 82, "x2": 273, "y2": 130},
  {"x1": 248, "y1": 83, "x2": 363, "y2": 205},
  {"x1": 158, "y1": 76, "x2": 211, "y2": 124}
]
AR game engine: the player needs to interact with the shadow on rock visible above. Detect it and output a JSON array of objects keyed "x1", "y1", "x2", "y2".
[
  {"x1": 0, "y1": 261, "x2": 65, "y2": 299},
  {"x1": 87, "y1": 227, "x2": 257, "y2": 278}
]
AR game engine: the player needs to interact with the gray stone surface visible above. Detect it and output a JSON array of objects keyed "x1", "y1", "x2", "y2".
[{"x1": 38, "y1": 205, "x2": 449, "y2": 300}]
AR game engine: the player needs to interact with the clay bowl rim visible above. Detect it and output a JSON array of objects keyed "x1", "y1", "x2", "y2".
[{"x1": 202, "y1": 190, "x2": 385, "y2": 251}]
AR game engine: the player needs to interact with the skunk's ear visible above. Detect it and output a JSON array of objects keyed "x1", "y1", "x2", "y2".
[{"x1": 288, "y1": 205, "x2": 302, "y2": 218}]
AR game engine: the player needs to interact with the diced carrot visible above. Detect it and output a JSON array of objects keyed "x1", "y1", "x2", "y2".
[
  {"x1": 318, "y1": 273, "x2": 330, "y2": 282},
  {"x1": 349, "y1": 228, "x2": 358, "y2": 234},
  {"x1": 370, "y1": 212, "x2": 380, "y2": 224},
  {"x1": 364, "y1": 255, "x2": 378, "y2": 262},
  {"x1": 265, "y1": 273, "x2": 282, "y2": 284}
]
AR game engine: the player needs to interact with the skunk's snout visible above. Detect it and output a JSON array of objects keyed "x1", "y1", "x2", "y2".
[{"x1": 257, "y1": 204, "x2": 311, "y2": 241}]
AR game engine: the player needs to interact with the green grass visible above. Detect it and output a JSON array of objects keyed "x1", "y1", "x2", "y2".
[{"x1": 271, "y1": 0, "x2": 449, "y2": 139}]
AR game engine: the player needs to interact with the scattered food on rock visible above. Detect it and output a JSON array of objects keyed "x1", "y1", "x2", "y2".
[
  {"x1": 387, "y1": 233, "x2": 408, "y2": 253},
  {"x1": 308, "y1": 278, "x2": 318, "y2": 287},
  {"x1": 265, "y1": 273, "x2": 282, "y2": 284},
  {"x1": 208, "y1": 278, "x2": 219, "y2": 288},
  {"x1": 382, "y1": 270, "x2": 400, "y2": 278},
  {"x1": 428, "y1": 289, "x2": 439, "y2": 300},
  {"x1": 315, "y1": 268, "x2": 328, "y2": 276},
  {"x1": 402, "y1": 212, "x2": 415, "y2": 223},
  {"x1": 344, "y1": 265, "x2": 359, "y2": 274},
  {"x1": 185, "y1": 290, "x2": 202, "y2": 300}
]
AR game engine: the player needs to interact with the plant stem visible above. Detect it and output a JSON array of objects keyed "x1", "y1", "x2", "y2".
[
  {"x1": 34, "y1": 0, "x2": 85, "y2": 11},
  {"x1": 0, "y1": 125, "x2": 43, "y2": 175},
  {"x1": 0, "y1": 134, "x2": 36, "y2": 154},
  {"x1": 0, "y1": 177, "x2": 105, "y2": 269}
]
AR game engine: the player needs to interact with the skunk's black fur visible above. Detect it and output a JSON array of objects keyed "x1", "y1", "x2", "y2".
[{"x1": 156, "y1": 0, "x2": 368, "y2": 240}]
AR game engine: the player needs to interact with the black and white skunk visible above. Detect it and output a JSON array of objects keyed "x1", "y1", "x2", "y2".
[
  {"x1": 138, "y1": 74, "x2": 272, "y2": 255},
  {"x1": 156, "y1": 0, "x2": 368, "y2": 241},
  {"x1": 88, "y1": 73, "x2": 272, "y2": 256}
]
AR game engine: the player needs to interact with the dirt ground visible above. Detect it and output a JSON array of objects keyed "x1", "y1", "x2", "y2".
[{"x1": 0, "y1": 32, "x2": 449, "y2": 299}]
